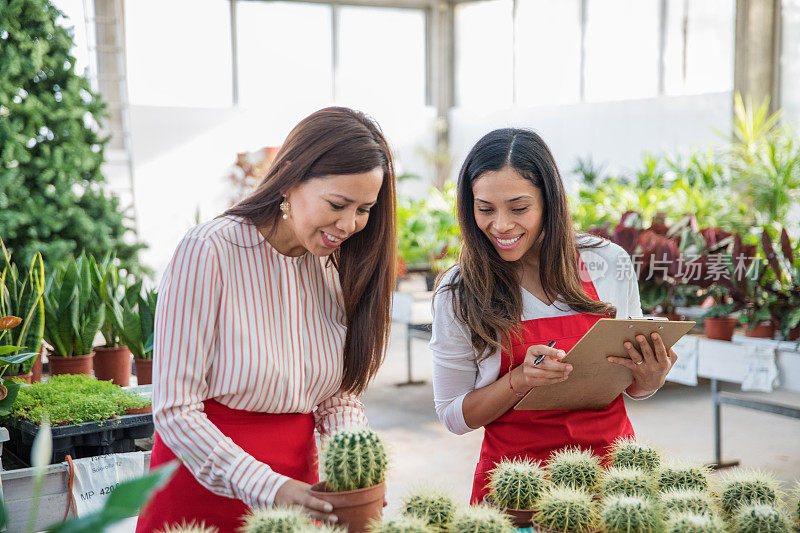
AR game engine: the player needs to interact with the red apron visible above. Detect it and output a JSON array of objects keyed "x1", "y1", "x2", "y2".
[
  {"x1": 470, "y1": 259, "x2": 635, "y2": 504},
  {"x1": 136, "y1": 399, "x2": 318, "y2": 533}
]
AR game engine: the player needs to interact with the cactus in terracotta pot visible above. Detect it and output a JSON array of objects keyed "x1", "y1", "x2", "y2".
[
  {"x1": 533, "y1": 486, "x2": 598, "y2": 533},
  {"x1": 718, "y1": 469, "x2": 781, "y2": 517},
  {"x1": 659, "y1": 488, "x2": 717, "y2": 517},
  {"x1": 402, "y1": 488, "x2": 457, "y2": 532},
  {"x1": 599, "y1": 494, "x2": 664, "y2": 533},
  {"x1": 323, "y1": 427, "x2": 388, "y2": 491},
  {"x1": 367, "y1": 516, "x2": 435, "y2": 533},
  {"x1": 607, "y1": 438, "x2": 662, "y2": 473},
  {"x1": 487, "y1": 457, "x2": 550, "y2": 510},
  {"x1": 447, "y1": 505, "x2": 515, "y2": 533},
  {"x1": 546, "y1": 447, "x2": 602, "y2": 491},
  {"x1": 656, "y1": 461, "x2": 711, "y2": 493},
  {"x1": 240, "y1": 506, "x2": 312, "y2": 533},
  {"x1": 599, "y1": 466, "x2": 658, "y2": 498}
]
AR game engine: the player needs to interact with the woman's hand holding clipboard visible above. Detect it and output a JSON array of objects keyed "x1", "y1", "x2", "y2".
[{"x1": 606, "y1": 330, "x2": 680, "y2": 398}]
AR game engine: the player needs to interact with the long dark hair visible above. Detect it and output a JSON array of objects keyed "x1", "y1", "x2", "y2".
[
  {"x1": 442, "y1": 128, "x2": 615, "y2": 359},
  {"x1": 223, "y1": 107, "x2": 397, "y2": 395}
]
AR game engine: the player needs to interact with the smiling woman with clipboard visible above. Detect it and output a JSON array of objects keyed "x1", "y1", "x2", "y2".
[{"x1": 429, "y1": 129, "x2": 686, "y2": 505}]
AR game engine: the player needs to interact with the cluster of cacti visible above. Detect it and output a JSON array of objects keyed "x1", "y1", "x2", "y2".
[
  {"x1": 718, "y1": 470, "x2": 781, "y2": 516},
  {"x1": 656, "y1": 461, "x2": 711, "y2": 493},
  {"x1": 446, "y1": 505, "x2": 515, "y2": 533},
  {"x1": 546, "y1": 447, "x2": 602, "y2": 491},
  {"x1": 599, "y1": 495, "x2": 664, "y2": 533},
  {"x1": 533, "y1": 486, "x2": 598, "y2": 533},
  {"x1": 156, "y1": 521, "x2": 219, "y2": 533},
  {"x1": 323, "y1": 427, "x2": 388, "y2": 492},
  {"x1": 731, "y1": 503, "x2": 792, "y2": 533},
  {"x1": 599, "y1": 467, "x2": 658, "y2": 498},
  {"x1": 608, "y1": 438, "x2": 662, "y2": 473},
  {"x1": 402, "y1": 488, "x2": 457, "y2": 532},
  {"x1": 240, "y1": 507, "x2": 312, "y2": 533},
  {"x1": 368, "y1": 515, "x2": 435, "y2": 533},
  {"x1": 664, "y1": 512, "x2": 726, "y2": 533},
  {"x1": 660, "y1": 488, "x2": 717, "y2": 517},
  {"x1": 487, "y1": 457, "x2": 550, "y2": 510}
]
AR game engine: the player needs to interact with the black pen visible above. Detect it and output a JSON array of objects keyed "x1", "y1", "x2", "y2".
[{"x1": 533, "y1": 340, "x2": 557, "y2": 366}]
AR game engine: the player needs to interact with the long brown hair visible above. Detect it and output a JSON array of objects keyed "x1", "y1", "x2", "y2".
[
  {"x1": 441, "y1": 128, "x2": 615, "y2": 359},
  {"x1": 223, "y1": 107, "x2": 397, "y2": 395}
]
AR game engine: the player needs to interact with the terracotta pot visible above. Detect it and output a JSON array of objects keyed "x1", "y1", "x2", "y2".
[
  {"x1": 125, "y1": 405, "x2": 152, "y2": 415},
  {"x1": 31, "y1": 349, "x2": 43, "y2": 382},
  {"x1": 310, "y1": 481, "x2": 386, "y2": 533},
  {"x1": 134, "y1": 358, "x2": 153, "y2": 385},
  {"x1": 654, "y1": 312, "x2": 685, "y2": 321},
  {"x1": 48, "y1": 353, "x2": 94, "y2": 376},
  {"x1": 745, "y1": 321, "x2": 776, "y2": 339},
  {"x1": 483, "y1": 496, "x2": 534, "y2": 527},
  {"x1": 704, "y1": 317, "x2": 737, "y2": 341},
  {"x1": 4, "y1": 372, "x2": 32, "y2": 384},
  {"x1": 93, "y1": 345, "x2": 132, "y2": 386},
  {"x1": 789, "y1": 326, "x2": 800, "y2": 341}
]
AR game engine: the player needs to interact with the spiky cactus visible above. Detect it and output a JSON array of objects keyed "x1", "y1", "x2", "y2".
[
  {"x1": 447, "y1": 505, "x2": 515, "y2": 533},
  {"x1": 533, "y1": 486, "x2": 598, "y2": 533},
  {"x1": 545, "y1": 447, "x2": 602, "y2": 491},
  {"x1": 718, "y1": 470, "x2": 781, "y2": 516},
  {"x1": 600, "y1": 495, "x2": 664, "y2": 533},
  {"x1": 660, "y1": 488, "x2": 717, "y2": 517},
  {"x1": 487, "y1": 457, "x2": 550, "y2": 510},
  {"x1": 664, "y1": 512, "x2": 726, "y2": 533},
  {"x1": 656, "y1": 461, "x2": 711, "y2": 493},
  {"x1": 789, "y1": 481, "x2": 800, "y2": 530},
  {"x1": 157, "y1": 522, "x2": 219, "y2": 533},
  {"x1": 240, "y1": 506, "x2": 312, "y2": 533},
  {"x1": 368, "y1": 515, "x2": 435, "y2": 533},
  {"x1": 402, "y1": 488, "x2": 457, "y2": 532},
  {"x1": 297, "y1": 525, "x2": 347, "y2": 533},
  {"x1": 599, "y1": 466, "x2": 658, "y2": 498},
  {"x1": 607, "y1": 438, "x2": 662, "y2": 473},
  {"x1": 323, "y1": 427, "x2": 388, "y2": 492},
  {"x1": 732, "y1": 503, "x2": 792, "y2": 533}
]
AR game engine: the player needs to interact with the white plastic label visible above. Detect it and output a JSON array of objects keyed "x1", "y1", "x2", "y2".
[{"x1": 70, "y1": 452, "x2": 146, "y2": 517}]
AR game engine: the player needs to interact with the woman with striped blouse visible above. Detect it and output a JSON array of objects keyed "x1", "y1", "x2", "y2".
[{"x1": 136, "y1": 107, "x2": 397, "y2": 533}]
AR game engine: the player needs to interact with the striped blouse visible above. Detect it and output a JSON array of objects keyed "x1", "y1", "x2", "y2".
[{"x1": 152, "y1": 215, "x2": 368, "y2": 509}]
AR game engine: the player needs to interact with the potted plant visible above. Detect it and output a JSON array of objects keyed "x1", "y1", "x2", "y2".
[
  {"x1": 42, "y1": 253, "x2": 105, "y2": 375},
  {"x1": 0, "y1": 316, "x2": 39, "y2": 415},
  {"x1": 760, "y1": 228, "x2": 800, "y2": 340},
  {"x1": 532, "y1": 486, "x2": 598, "y2": 533},
  {"x1": 1, "y1": 374, "x2": 152, "y2": 465},
  {"x1": 485, "y1": 457, "x2": 550, "y2": 527},
  {"x1": 119, "y1": 288, "x2": 157, "y2": 385},
  {"x1": 310, "y1": 427, "x2": 388, "y2": 533},
  {"x1": 91, "y1": 254, "x2": 140, "y2": 385},
  {"x1": 402, "y1": 487, "x2": 457, "y2": 532},
  {"x1": 0, "y1": 239, "x2": 45, "y2": 382}
]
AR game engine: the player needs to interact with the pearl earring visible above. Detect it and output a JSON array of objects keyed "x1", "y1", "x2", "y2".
[{"x1": 279, "y1": 198, "x2": 290, "y2": 220}]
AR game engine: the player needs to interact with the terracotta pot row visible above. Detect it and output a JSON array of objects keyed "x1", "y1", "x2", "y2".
[
  {"x1": 703, "y1": 318, "x2": 797, "y2": 342},
  {"x1": 43, "y1": 348, "x2": 152, "y2": 385}
]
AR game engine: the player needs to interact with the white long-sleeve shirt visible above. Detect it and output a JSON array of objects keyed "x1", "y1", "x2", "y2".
[
  {"x1": 153, "y1": 215, "x2": 367, "y2": 509},
  {"x1": 429, "y1": 240, "x2": 645, "y2": 435}
]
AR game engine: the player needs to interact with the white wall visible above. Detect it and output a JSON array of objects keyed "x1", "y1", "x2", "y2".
[
  {"x1": 449, "y1": 92, "x2": 733, "y2": 187},
  {"x1": 126, "y1": 104, "x2": 437, "y2": 277},
  {"x1": 783, "y1": 0, "x2": 800, "y2": 131}
]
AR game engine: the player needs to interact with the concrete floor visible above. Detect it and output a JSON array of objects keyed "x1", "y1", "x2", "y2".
[{"x1": 111, "y1": 321, "x2": 800, "y2": 531}]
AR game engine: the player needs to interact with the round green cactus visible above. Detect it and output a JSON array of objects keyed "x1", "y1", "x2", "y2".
[
  {"x1": 664, "y1": 512, "x2": 726, "y2": 533},
  {"x1": 240, "y1": 506, "x2": 312, "y2": 533},
  {"x1": 659, "y1": 488, "x2": 717, "y2": 517},
  {"x1": 368, "y1": 515, "x2": 435, "y2": 533},
  {"x1": 718, "y1": 469, "x2": 781, "y2": 516},
  {"x1": 600, "y1": 495, "x2": 664, "y2": 533},
  {"x1": 402, "y1": 488, "x2": 457, "y2": 532},
  {"x1": 323, "y1": 427, "x2": 388, "y2": 492},
  {"x1": 156, "y1": 521, "x2": 219, "y2": 533},
  {"x1": 599, "y1": 466, "x2": 658, "y2": 498},
  {"x1": 545, "y1": 447, "x2": 602, "y2": 491},
  {"x1": 296, "y1": 525, "x2": 347, "y2": 533},
  {"x1": 607, "y1": 438, "x2": 662, "y2": 473},
  {"x1": 448, "y1": 505, "x2": 515, "y2": 533},
  {"x1": 533, "y1": 486, "x2": 598, "y2": 533},
  {"x1": 789, "y1": 481, "x2": 800, "y2": 530},
  {"x1": 487, "y1": 457, "x2": 550, "y2": 510},
  {"x1": 656, "y1": 461, "x2": 711, "y2": 493},
  {"x1": 732, "y1": 503, "x2": 792, "y2": 533}
]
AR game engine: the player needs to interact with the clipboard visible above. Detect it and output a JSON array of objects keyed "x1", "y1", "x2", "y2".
[{"x1": 513, "y1": 318, "x2": 695, "y2": 411}]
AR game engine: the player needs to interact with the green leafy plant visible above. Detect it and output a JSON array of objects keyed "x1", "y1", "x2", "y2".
[
  {"x1": 487, "y1": 457, "x2": 550, "y2": 510},
  {"x1": 664, "y1": 512, "x2": 725, "y2": 533},
  {"x1": 607, "y1": 437, "x2": 662, "y2": 473},
  {"x1": 656, "y1": 461, "x2": 711, "y2": 493},
  {"x1": 368, "y1": 515, "x2": 434, "y2": 533},
  {"x1": 239, "y1": 506, "x2": 313, "y2": 533},
  {"x1": 397, "y1": 183, "x2": 460, "y2": 276},
  {"x1": 322, "y1": 427, "x2": 387, "y2": 492},
  {"x1": 598, "y1": 467, "x2": 658, "y2": 498},
  {"x1": 533, "y1": 486, "x2": 598, "y2": 533},
  {"x1": 718, "y1": 469, "x2": 781, "y2": 517},
  {"x1": 120, "y1": 288, "x2": 157, "y2": 360},
  {"x1": 447, "y1": 505, "x2": 514, "y2": 533},
  {"x1": 42, "y1": 253, "x2": 105, "y2": 357},
  {"x1": 0, "y1": 0, "x2": 146, "y2": 277},
  {"x1": 91, "y1": 254, "x2": 141, "y2": 348},
  {"x1": 599, "y1": 495, "x2": 664, "y2": 533},
  {"x1": 731, "y1": 503, "x2": 792, "y2": 533},
  {"x1": 4, "y1": 374, "x2": 150, "y2": 426},
  {"x1": 760, "y1": 228, "x2": 800, "y2": 339},
  {"x1": 0, "y1": 238, "x2": 45, "y2": 376},
  {"x1": 0, "y1": 316, "x2": 39, "y2": 415},
  {"x1": 545, "y1": 447, "x2": 602, "y2": 491},
  {"x1": 403, "y1": 488, "x2": 457, "y2": 533}
]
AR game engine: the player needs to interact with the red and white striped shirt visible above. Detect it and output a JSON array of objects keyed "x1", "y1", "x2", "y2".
[{"x1": 152, "y1": 215, "x2": 368, "y2": 508}]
